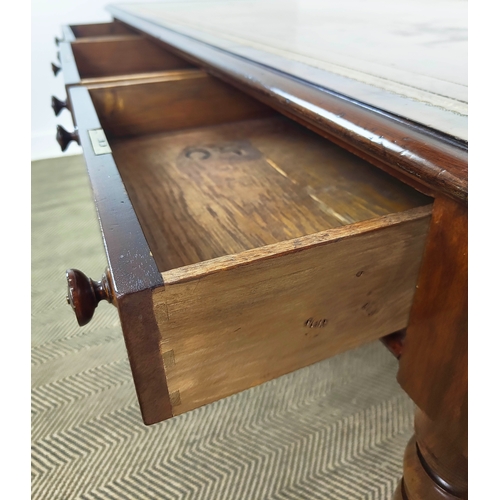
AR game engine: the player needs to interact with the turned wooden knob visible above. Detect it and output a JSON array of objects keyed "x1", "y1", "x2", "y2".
[
  {"x1": 56, "y1": 125, "x2": 80, "y2": 152},
  {"x1": 51, "y1": 96, "x2": 67, "y2": 116},
  {"x1": 66, "y1": 268, "x2": 115, "y2": 326},
  {"x1": 51, "y1": 62, "x2": 61, "y2": 76}
]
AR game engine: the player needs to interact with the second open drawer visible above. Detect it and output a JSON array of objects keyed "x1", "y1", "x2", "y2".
[
  {"x1": 58, "y1": 34, "x2": 194, "y2": 88},
  {"x1": 66, "y1": 71, "x2": 432, "y2": 425},
  {"x1": 60, "y1": 20, "x2": 139, "y2": 41}
]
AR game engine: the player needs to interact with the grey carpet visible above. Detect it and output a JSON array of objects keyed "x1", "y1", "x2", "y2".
[{"x1": 32, "y1": 154, "x2": 415, "y2": 500}]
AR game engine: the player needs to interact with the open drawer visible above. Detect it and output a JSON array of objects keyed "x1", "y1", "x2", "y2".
[
  {"x1": 54, "y1": 21, "x2": 140, "y2": 76},
  {"x1": 60, "y1": 20, "x2": 138, "y2": 42},
  {"x1": 65, "y1": 72, "x2": 432, "y2": 425},
  {"x1": 52, "y1": 33, "x2": 197, "y2": 131},
  {"x1": 58, "y1": 37, "x2": 194, "y2": 87}
]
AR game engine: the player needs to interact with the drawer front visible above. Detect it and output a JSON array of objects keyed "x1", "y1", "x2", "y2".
[
  {"x1": 67, "y1": 71, "x2": 431, "y2": 425},
  {"x1": 67, "y1": 86, "x2": 170, "y2": 424}
]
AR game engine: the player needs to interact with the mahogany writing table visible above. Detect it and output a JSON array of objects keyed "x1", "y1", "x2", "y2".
[{"x1": 54, "y1": 2, "x2": 467, "y2": 497}]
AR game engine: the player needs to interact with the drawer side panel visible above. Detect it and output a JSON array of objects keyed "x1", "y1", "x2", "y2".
[{"x1": 155, "y1": 208, "x2": 431, "y2": 416}]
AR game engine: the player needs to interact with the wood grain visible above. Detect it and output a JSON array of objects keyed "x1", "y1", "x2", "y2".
[
  {"x1": 71, "y1": 37, "x2": 193, "y2": 79},
  {"x1": 397, "y1": 196, "x2": 467, "y2": 454},
  {"x1": 108, "y1": 7, "x2": 467, "y2": 202},
  {"x1": 153, "y1": 207, "x2": 431, "y2": 416},
  {"x1": 89, "y1": 74, "x2": 275, "y2": 138},
  {"x1": 119, "y1": 290, "x2": 173, "y2": 425},
  {"x1": 110, "y1": 116, "x2": 430, "y2": 272}
]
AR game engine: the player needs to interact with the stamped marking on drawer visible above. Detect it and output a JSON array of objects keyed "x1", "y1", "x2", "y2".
[
  {"x1": 88, "y1": 128, "x2": 112, "y2": 155},
  {"x1": 304, "y1": 318, "x2": 329, "y2": 328},
  {"x1": 361, "y1": 302, "x2": 379, "y2": 317}
]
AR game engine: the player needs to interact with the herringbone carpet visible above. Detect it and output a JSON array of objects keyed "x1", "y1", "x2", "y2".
[{"x1": 32, "y1": 155, "x2": 415, "y2": 500}]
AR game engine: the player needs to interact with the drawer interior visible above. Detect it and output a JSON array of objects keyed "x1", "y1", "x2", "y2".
[
  {"x1": 71, "y1": 38, "x2": 194, "y2": 79},
  {"x1": 69, "y1": 21, "x2": 136, "y2": 38},
  {"x1": 86, "y1": 73, "x2": 431, "y2": 273}
]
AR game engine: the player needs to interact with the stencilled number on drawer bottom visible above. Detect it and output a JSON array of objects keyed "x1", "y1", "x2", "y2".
[{"x1": 181, "y1": 140, "x2": 262, "y2": 164}]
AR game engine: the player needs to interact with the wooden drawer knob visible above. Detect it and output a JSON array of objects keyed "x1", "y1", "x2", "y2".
[
  {"x1": 66, "y1": 268, "x2": 115, "y2": 326},
  {"x1": 56, "y1": 125, "x2": 80, "y2": 151},
  {"x1": 51, "y1": 62, "x2": 61, "y2": 76},
  {"x1": 51, "y1": 96, "x2": 68, "y2": 116}
]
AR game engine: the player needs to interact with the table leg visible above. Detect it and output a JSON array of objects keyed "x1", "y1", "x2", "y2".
[{"x1": 394, "y1": 409, "x2": 467, "y2": 499}]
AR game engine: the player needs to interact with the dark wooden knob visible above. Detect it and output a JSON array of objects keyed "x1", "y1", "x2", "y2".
[
  {"x1": 51, "y1": 96, "x2": 67, "y2": 116},
  {"x1": 51, "y1": 62, "x2": 61, "y2": 76},
  {"x1": 66, "y1": 268, "x2": 115, "y2": 326},
  {"x1": 55, "y1": 36, "x2": 62, "y2": 46},
  {"x1": 56, "y1": 125, "x2": 80, "y2": 152}
]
